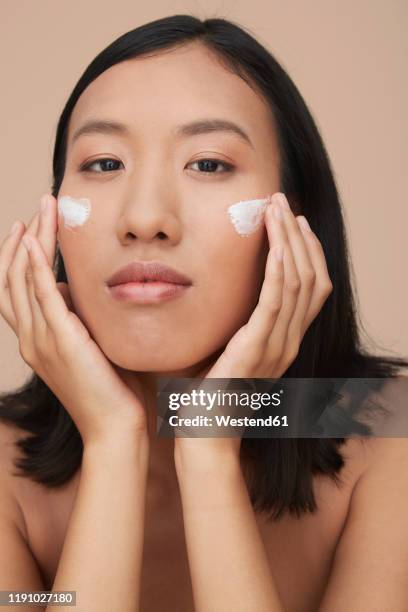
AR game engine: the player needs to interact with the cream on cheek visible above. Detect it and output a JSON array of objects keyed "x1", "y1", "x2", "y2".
[
  {"x1": 227, "y1": 196, "x2": 271, "y2": 236},
  {"x1": 57, "y1": 193, "x2": 271, "y2": 236},
  {"x1": 58, "y1": 195, "x2": 91, "y2": 229}
]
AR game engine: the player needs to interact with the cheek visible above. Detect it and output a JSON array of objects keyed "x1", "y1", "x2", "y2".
[
  {"x1": 205, "y1": 230, "x2": 268, "y2": 324},
  {"x1": 56, "y1": 230, "x2": 96, "y2": 318}
]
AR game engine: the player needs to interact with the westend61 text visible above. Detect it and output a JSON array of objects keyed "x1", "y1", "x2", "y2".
[{"x1": 168, "y1": 414, "x2": 288, "y2": 427}]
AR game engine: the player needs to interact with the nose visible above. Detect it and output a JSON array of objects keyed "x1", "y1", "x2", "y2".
[{"x1": 117, "y1": 178, "x2": 182, "y2": 246}]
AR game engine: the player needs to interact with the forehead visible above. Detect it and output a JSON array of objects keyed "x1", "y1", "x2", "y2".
[{"x1": 68, "y1": 42, "x2": 277, "y2": 152}]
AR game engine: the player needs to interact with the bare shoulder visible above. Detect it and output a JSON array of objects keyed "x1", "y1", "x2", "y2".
[
  {"x1": 353, "y1": 362, "x2": 408, "y2": 516},
  {"x1": 342, "y1": 374, "x2": 408, "y2": 463},
  {"x1": 346, "y1": 374, "x2": 408, "y2": 478},
  {"x1": 352, "y1": 435, "x2": 408, "y2": 492},
  {"x1": 317, "y1": 378, "x2": 408, "y2": 610},
  {"x1": 0, "y1": 420, "x2": 47, "y2": 598},
  {"x1": 0, "y1": 419, "x2": 29, "y2": 537}
]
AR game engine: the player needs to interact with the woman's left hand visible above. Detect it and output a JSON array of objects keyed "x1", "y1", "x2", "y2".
[
  {"x1": 207, "y1": 191, "x2": 333, "y2": 376},
  {"x1": 174, "y1": 191, "x2": 333, "y2": 464}
]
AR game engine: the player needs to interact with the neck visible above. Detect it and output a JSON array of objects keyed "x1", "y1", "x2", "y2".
[{"x1": 112, "y1": 349, "x2": 223, "y2": 476}]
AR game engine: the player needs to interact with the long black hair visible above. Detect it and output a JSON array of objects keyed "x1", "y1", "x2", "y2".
[{"x1": 1, "y1": 14, "x2": 407, "y2": 520}]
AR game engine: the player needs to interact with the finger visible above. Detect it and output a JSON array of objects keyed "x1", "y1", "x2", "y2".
[
  {"x1": 295, "y1": 221, "x2": 333, "y2": 332},
  {"x1": 21, "y1": 233, "x2": 72, "y2": 338},
  {"x1": 264, "y1": 198, "x2": 300, "y2": 354},
  {"x1": 0, "y1": 220, "x2": 22, "y2": 253},
  {"x1": 272, "y1": 193, "x2": 316, "y2": 341},
  {"x1": 0, "y1": 220, "x2": 25, "y2": 328},
  {"x1": 27, "y1": 201, "x2": 51, "y2": 343},
  {"x1": 244, "y1": 239, "x2": 284, "y2": 354},
  {"x1": 8, "y1": 212, "x2": 40, "y2": 339},
  {"x1": 37, "y1": 193, "x2": 58, "y2": 267}
]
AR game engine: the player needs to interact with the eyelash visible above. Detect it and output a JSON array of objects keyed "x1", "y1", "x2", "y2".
[{"x1": 79, "y1": 157, "x2": 235, "y2": 175}]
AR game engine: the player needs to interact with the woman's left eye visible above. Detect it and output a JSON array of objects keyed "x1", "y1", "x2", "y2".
[
  {"x1": 80, "y1": 158, "x2": 124, "y2": 173},
  {"x1": 187, "y1": 158, "x2": 234, "y2": 174}
]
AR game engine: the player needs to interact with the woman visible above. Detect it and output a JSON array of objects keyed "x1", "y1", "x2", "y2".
[{"x1": 0, "y1": 13, "x2": 407, "y2": 612}]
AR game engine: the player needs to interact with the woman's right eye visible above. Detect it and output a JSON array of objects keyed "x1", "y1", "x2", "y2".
[{"x1": 80, "y1": 158, "x2": 124, "y2": 173}]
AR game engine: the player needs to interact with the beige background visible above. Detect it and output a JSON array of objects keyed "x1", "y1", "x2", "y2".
[{"x1": 1, "y1": 0, "x2": 407, "y2": 391}]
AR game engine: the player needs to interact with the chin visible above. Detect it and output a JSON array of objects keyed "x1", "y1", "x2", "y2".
[{"x1": 100, "y1": 343, "x2": 200, "y2": 373}]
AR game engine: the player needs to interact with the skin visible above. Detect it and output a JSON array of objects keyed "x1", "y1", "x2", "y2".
[
  {"x1": 55, "y1": 41, "x2": 331, "y2": 437},
  {"x1": 58, "y1": 42, "x2": 279, "y2": 376},
  {"x1": 56, "y1": 41, "x2": 287, "y2": 460},
  {"x1": 1, "y1": 42, "x2": 342, "y2": 610}
]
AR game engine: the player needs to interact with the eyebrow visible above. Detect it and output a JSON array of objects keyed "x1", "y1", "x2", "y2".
[{"x1": 70, "y1": 118, "x2": 254, "y2": 149}]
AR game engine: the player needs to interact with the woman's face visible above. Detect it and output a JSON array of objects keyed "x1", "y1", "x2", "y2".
[{"x1": 58, "y1": 42, "x2": 280, "y2": 375}]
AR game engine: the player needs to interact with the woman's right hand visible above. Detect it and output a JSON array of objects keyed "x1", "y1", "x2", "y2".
[{"x1": 0, "y1": 194, "x2": 148, "y2": 446}]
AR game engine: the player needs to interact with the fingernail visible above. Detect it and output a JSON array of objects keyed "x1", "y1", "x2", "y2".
[
  {"x1": 297, "y1": 216, "x2": 312, "y2": 233},
  {"x1": 273, "y1": 192, "x2": 290, "y2": 210},
  {"x1": 22, "y1": 234, "x2": 33, "y2": 251},
  {"x1": 9, "y1": 221, "x2": 20, "y2": 236}
]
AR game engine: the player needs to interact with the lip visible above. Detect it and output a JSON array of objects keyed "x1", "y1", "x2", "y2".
[
  {"x1": 107, "y1": 261, "x2": 193, "y2": 287},
  {"x1": 106, "y1": 261, "x2": 193, "y2": 304},
  {"x1": 108, "y1": 281, "x2": 190, "y2": 304}
]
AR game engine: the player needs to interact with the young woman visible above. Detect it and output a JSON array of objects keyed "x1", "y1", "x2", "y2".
[{"x1": 0, "y1": 14, "x2": 407, "y2": 612}]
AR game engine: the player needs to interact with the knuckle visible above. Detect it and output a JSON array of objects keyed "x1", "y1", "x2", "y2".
[
  {"x1": 269, "y1": 299, "x2": 282, "y2": 313},
  {"x1": 303, "y1": 267, "x2": 316, "y2": 286},
  {"x1": 18, "y1": 340, "x2": 35, "y2": 365},
  {"x1": 25, "y1": 269, "x2": 34, "y2": 284},
  {"x1": 312, "y1": 235, "x2": 324, "y2": 249},
  {"x1": 54, "y1": 334, "x2": 75, "y2": 362},
  {"x1": 286, "y1": 345, "x2": 299, "y2": 366},
  {"x1": 285, "y1": 277, "x2": 301, "y2": 293},
  {"x1": 33, "y1": 284, "x2": 48, "y2": 302},
  {"x1": 267, "y1": 262, "x2": 283, "y2": 279},
  {"x1": 260, "y1": 292, "x2": 282, "y2": 312},
  {"x1": 322, "y1": 279, "x2": 333, "y2": 296}
]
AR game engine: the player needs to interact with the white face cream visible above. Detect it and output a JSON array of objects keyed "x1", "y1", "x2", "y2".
[
  {"x1": 58, "y1": 195, "x2": 91, "y2": 229},
  {"x1": 227, "y1": 196, "x2": 271, "y2": 236}
]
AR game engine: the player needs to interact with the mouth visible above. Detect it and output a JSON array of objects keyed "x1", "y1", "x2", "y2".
[
  {"x1": 106, "y1": 260, "x2": 193, "y2": 304},
  {"x1": 108, "y1": 281, "x2": 191, "y2": 303}
]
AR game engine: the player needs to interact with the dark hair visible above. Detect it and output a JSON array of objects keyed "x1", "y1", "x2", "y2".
[{"x1": 1, "y1": 14, "x2": 407, "y2": 520}]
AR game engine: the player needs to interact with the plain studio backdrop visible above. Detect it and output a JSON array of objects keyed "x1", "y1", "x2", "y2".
[{"x1": 0, "y1": 0, "x2": 407, "y2": 391}]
